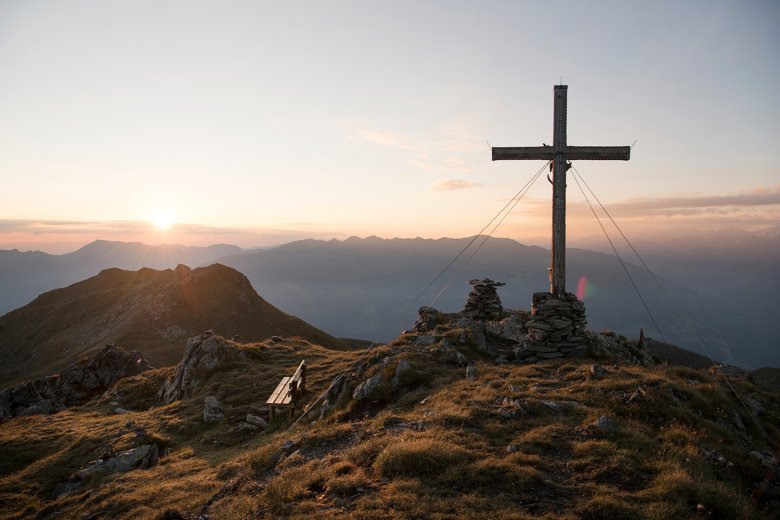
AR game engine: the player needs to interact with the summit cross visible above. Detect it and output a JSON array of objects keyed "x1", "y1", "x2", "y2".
[{"x1": 492, "y1": 85, "x2": 630, "y2": 296}]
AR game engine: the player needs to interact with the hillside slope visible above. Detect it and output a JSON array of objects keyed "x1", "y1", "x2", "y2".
[
  {"x1": 0, "y1": 264, "x2": 343, "y2": 386},
  {"x1": 0, "y1": 329, "x2": 777, "y2": 519}
]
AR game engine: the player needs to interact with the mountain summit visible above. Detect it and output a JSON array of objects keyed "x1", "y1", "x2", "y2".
[{"x1": 0, "y1": 263, "x2": 343, "y2": 386}]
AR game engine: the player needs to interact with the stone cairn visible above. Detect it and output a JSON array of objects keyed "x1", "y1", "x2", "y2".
[
  {"x1": 518, "y1": 292, "x2": 588, "y2": 360},
  {"x1": 462, "y1": 279, "x2": 505, "y2": 320}
]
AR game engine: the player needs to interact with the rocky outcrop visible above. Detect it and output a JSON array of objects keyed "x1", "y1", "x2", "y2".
[
  {"x1": 56, "y1": 344, "x2": 152, "y2": 406},
  {"x1": 0, "y1": 344, "x2": 151, "y2": 421},
  {"x1": 158, "y1": 333, "x2": 245, "y2": 404}
]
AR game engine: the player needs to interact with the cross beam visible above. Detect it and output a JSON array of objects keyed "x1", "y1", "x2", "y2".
[{"x1": 491, "y1": 85, "x2": 630, "y2": 296}]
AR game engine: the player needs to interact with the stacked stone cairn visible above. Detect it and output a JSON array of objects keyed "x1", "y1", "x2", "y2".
[
  {"x1": 517, "y1": 292, "x2": 588, "y2": 361},
  {"x1": 462, "y1": 278, "x2": 505, "y2": 320}
]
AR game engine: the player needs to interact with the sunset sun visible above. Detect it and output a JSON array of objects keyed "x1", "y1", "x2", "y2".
[{"x1": 150, "y1": 211, "x2": 174, "y2": 231}]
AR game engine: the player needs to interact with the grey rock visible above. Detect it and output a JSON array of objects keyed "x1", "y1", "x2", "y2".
[
  {"x1": 415, "y1": 335, "x2": 436, "y2": 346},
  {"x1": 353, "y1": 372, "x2": 383, "y2": 401},
  {"x1": 594, "y1": 415, "x2": 616, "y2": 432},
  {"x1": 75, "y1": 444, "x2": 158, "y2": 479},
  {"x1": 393, "y1": 360, "x2": 413, "y2": 387},
  {"x1": 158, "y1": 335, "x2": 244, "y2": 404},
  {"x1": 466, "y1": 364, "x2": 477, "y2": 381},
  {"x1": 1, "y1": 345, "x2": 149, "y2": 421},
  {"x1": 454, "y1": 350, "x2": 468, "y2": 366},
  {"x1": 749, "y1": 451, "x2": 777, "y2": 468},
  {"x1": 246, "y1": 414, "x2": 267, "y2": 429},
  {"x1": 590, "y1": 364, "x2": 608, "y2": 379},
  {"x1": 114, "y1": 407, "x2": 132, "y2": 415},
  {"x1": 57, "y1": 344, "x2": 151, "y2": 406},
  {"x1": 539, "y1": 399, "x2": 582, "y2": 414},
  {"x1": 203, "y1": 395, "x2": 224, "y2": 423},
  {"x1": 747, "y1": 398, "x2": 765, "y2": 416}
]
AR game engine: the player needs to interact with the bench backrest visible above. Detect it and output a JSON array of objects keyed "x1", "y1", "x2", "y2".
[{"x1": 288, "y1": 360, "x2": 306, "y2": 394}]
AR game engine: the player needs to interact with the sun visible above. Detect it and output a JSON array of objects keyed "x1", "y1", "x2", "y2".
[{"x1": 150, "y1": 211, "x2": 174, "y2": 231}]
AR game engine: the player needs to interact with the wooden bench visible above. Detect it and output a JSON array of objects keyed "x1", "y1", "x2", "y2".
[{"x1": 266, "y1": 360, "x2": 306, "y2": 420}]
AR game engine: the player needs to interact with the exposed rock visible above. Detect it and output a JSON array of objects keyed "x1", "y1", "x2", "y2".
[
  {"x1": 414, "y1": 306, "x2": 442, "y2": 333},
  {"x1": 588, "y1": 331, "x2": 655, "y2": 366},
  {"x1": 0, "y1": 345, "x2": 150, "y2": 421},
  {"x1": 594, "y1": 415, "x2": 616, "y2": 432},
  {"x1": 246, "y1": 414, "x2": 267, "y2": 429},
  {"x1": 392, "y1": 360, "x2": 413, "y2": 388},
  {"x1": 485, "y1": 314, "x2": 526, "y2": 343},
  {"x1": 158, "y1": 335, "x2": 244, "y2": 404},
  {"x1": 56, "y1": 344, "x2": 151, "y2": 406},
  {"x1": 590, "y1": 364, "x2": 608, "y2": 379},
  {"x1": 466, "y1": 364, "x2": 477, "y2": 381},
  {"x1": 747, "y1": 398, "x2": 766, "y2": 416},
  {"x1": 203, "y1": 395, "x2": 224, "y2": 423},
  {"x1": 750, "y1": 451, "x2": 777, "y2": 469},
  {"x1": 539, "y1": 399, "x2": 582, "y2": 414},
  {"x1": 75, "y1": 444, "x2": 159, "y2": 480},
  {"x1": 353, "y1": 373, "x2": 383, "y2": 401},
  {"x1": 454, "y1": 350, "x2": 468, "y2": 366}
]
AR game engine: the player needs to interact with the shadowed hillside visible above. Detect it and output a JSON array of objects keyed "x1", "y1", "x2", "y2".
[{"x1": 0, "y1": 264, "x2": 344, "y2": 387}]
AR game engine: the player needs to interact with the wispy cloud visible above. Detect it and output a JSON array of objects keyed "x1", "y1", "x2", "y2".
[
  {"x1": 411, "y1": 156, "x2": 476, "y2": 173},
  {"x1": 361, "y1": 131, "x2": 418, "y2": 150},
  {"x1": 594, "y1": 185, "x2": 780, "y2": 218},
  {"x1": 432, "y1": 179, "x2": 483, "y2": 192}
]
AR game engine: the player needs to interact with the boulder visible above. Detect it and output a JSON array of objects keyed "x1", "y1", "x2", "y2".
[
  {"x1": 246, "y1": 414, "x2": 267, "y2": 429},
  {"x1": 158, "y1": 335, "x2": 244, "y2": 404},
  {"x1": 75, "y1": 444, "x2": 159, "y2": 480},
  {"x1": 594, "y1": 415, "x2": 616, "y2": 432},
  {"x1": 203, "y1": 395, "x2": 224, "y2": 423}
]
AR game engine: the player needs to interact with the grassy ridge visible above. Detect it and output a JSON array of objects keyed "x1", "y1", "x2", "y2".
[{"x1": 1, "y1": 335, "x2": 778, "y2": 519}]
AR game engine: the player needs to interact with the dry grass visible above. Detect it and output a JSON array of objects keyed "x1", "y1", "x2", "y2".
[{"x1": 2, "y1": 335, "x2": 778, "y2": 519}]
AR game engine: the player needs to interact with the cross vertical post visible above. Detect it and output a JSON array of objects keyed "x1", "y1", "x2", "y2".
[
  {"x1": 491, "y1": 85, "x2": 630, "y2": 297},
  {"x1": 551, "y1": 85, "x2": 568, "y2": 296}
]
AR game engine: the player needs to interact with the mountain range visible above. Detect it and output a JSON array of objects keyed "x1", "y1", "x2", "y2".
[{"x1": 0, "y1": 229, "x2": 777, "y2": 368}]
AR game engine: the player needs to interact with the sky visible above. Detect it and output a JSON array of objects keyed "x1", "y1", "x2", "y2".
[{"x1": 0, "y1": 0, "x2": 778, "y2": 253}]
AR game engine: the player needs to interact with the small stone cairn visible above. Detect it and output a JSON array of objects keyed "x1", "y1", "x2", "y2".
[
  {"x1": 518, "y1": 292, "x2": 588, "y2": 360},
  {"x1": 462, "y1": 279, "x2": 505, "y2": 320}
]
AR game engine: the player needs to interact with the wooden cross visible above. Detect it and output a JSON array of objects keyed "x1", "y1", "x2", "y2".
[{"x1": 492, "y1": 85, "x2": 630, "y2": 296}]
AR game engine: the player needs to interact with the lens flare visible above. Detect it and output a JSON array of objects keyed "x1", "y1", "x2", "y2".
[{"x1": 576, "y1": 275, "x2": 596, "y2": 300}]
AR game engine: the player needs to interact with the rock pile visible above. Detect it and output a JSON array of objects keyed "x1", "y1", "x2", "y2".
[
  {"x1": 515, "y1": 292, "x2": 588, "y2": 361},
  {"x1": 462, "y1": 279, "x2": 505, "y2": 320}
]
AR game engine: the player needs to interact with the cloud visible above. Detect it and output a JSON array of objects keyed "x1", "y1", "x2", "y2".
[
  {"x1": 432, "y1": 179, "x2": 483, "y2": 192},
  {"x1": 361, "y1": 131, "x2": 418, "y2": 150},
  {"x1": 589, "y1": 185, "x2": 780, "y2": 218},
  {"x1": 411, "y1": 156, "x2": 476, "y2": 173}
]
